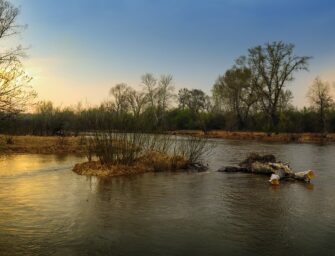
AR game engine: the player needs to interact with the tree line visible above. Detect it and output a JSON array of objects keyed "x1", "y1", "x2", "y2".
[
  {"x1": 1, "y1": 70, "x2": 335, "y2": 135},
  {"x1": 0, "y1": 0, "x2": 335, "y2": 135}
]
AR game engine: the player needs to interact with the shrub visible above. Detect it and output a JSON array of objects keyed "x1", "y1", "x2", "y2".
[
  {"x1": 85, "y1": 132, "x2": 213, "y2": 170},
  {"x1": 176, "y1": 136, "x2": 213, "y2": 165}
]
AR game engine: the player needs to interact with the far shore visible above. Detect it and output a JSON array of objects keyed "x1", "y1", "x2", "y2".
[
  {"x1": 169, "y1": 130, "x2": 335, "y2": 143},
  {"x1": 1, "y1": 131, "x2": 334, "y2": 155},
  {"x1": 0, "y1": 135, "x2": 84, "y2": 154}
]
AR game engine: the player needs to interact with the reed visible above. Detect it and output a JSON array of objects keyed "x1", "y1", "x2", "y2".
[{"x1": 82, "y1": 132, "x2": 213, "y2": 173}]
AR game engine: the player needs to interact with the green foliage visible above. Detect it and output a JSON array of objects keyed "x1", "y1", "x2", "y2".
[
  {"x1": 2, "y1": 105, "x2": 335, "y2": 135},
  {"x1": 178, "y1": 88, "x2": 209, "y2": 113},
  {"x1": 213, "y1": 66, "x2": 256, "y2": 129},
  {"x1": 166, "y1": 109, "x2": 196, "y2": 130}
]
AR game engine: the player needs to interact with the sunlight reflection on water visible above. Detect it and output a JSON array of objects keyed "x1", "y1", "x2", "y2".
[{"x1": 1, "y1": 140, "x2": 335, "y2": 255}]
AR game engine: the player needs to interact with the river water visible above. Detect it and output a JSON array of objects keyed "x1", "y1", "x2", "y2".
[{"x1": 1, "y1": 139, "x2": 335, "y2": 256}]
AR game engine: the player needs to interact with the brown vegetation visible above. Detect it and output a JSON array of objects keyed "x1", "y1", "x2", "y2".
[
  {"x1": 72, "y1": 161, "x2": 148, "y2": 178},
  {"x1": 73, "y1": 151, "x2": 190, "y2": 178},
  {"x1": 0, "y1": 135, "x2": 85, "y2": 154}
]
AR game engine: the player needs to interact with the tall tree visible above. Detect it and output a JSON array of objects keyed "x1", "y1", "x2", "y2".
[
  {"x1": 178, "y1": 88, "x2": 190, "y2": 110},
  {"x1": 127, "y1": 88, "x2": 148, "y2": 118},
  {"x1": 0, "y1": 0, "x2": 26, "y2": 62},
  {"x1": 0, "y1": 0, "x2": 36, "y2": 119},
  {"x1": 157, "y1": 74, "x2": 174, "y2": 114},
  {"x1": 109, "y1": 83, "x2": 130, "y2": 115},
  {"x1": 0, "y1": 62, "x2": 36, "y2": 118},
  {"x1": 141, "y1": 73, "x2": 175, "y2": 127},
  {"x1": 178, "y1": 88, "x2": 208, "y2": 114},
  {"x1": 246, "y1": 41, "x2": 310, "y2": 129},
  {"x1": 213, "y1": 66, "x2": 257, "y2": 129},
  {"x1": 141, "y1": 73, "x2": 157, "y2": 110},
  {"x1": 307, "y1": 77, "x2": 334, "y2": 132}
]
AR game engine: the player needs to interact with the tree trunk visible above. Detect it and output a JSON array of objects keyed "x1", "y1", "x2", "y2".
[
  {"x1": 270, "y1": 110, "x2": 279, "y2": 132},
  {"x1": 218, "y1": 153, "x2": 315, "y2": 185}
]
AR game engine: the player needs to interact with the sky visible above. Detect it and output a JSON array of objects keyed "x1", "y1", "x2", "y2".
[{"x1": 9, "y1": 0, "x2": 335, "y2": 108}]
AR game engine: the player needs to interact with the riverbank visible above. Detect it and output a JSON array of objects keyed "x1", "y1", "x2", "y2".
[
  {"x1": 0, "y1": 135, "x2": 84, "y2": 154},
  {"x1": 1, "y1": 131, "x2": 334, "y2": 156},
  {"x1": 170, "y1": 130, "x2": 335, "y2": 143}
]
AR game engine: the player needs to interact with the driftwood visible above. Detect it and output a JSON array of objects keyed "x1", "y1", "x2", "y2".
[{"x1": 218, "y1": 153, "x2": 315, "y2": 185}]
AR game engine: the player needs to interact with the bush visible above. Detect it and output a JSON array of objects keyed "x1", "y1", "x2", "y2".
[
  {"x1": 85, "y1": 131, "x2": 213, "y2": 170},
  {"x1": 176, "y1": 136, "x2": 213, "y2": 164}
]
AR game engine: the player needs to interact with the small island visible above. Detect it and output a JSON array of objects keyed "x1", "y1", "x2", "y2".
[
  {"x1": 73, "y1": 152, "x2": 189, "y2": 177},
  {"x1": 72, "y1": 132, "x2": 210, "y2": 178}
]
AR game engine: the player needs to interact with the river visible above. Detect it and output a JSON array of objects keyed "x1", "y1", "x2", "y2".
[{"x1": 1, "y1": 139, "x2": 335, "y2": 255}]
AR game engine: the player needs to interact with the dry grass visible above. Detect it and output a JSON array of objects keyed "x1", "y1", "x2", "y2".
[
  {"x1": 171, "y1": 130, "x2": 335, "y2": 143},
  {"x1": 72, "y1": 161, "x2": 148, "y2": 177},
  {"x1": 0, "y1": 135, "x2": 85, "y2": 154},
  {"x1": 139, "y1": 151, "x2": 189, "y2": 172},
  {"x1": 73, "y1": 151, "x2": 189, "y2": 178}
]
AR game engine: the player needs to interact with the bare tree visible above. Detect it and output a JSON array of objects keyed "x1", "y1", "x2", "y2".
[
  {"x1": 157, "y1": 74, "x2": 175, "y2": 114},
  {"x1": 141, "y1": 73, "x2": 175, "y2": 126},
  {"x1": 127, "y1": 88, "x2": 148, "y2": 118},
  {"x1": 109, "y1": 83, "x2": 130, "y2": 115},
  {"x1": 246, "y1": 41, "x2": 311, "y2": 129},
  {"x1": 0, "y1": 0, "x2": 35, "y2": 118},
  {"x1": 141, "y1": 73, "x2": 157, "y2": 110},
  {"x1": 0, "y1": 0, "x2": 26, "y2": 63},
  {"x1": 307, "y1": 77, "x2": 334, "y2": 132},
  {"x1": 0, "y1": 61, "x2": 36, "y2": 118},
  {"x1": 178, "y1": 88, "x2": 190, "y2": 110}
]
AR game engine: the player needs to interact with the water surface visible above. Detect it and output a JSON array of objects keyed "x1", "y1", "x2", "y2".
[{"x1": 1, "y1": 140, "x2": 335, "y2": 255}]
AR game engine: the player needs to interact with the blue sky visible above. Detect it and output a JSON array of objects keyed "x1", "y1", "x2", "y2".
[{"x1": 11, "y1": 0, "x2": 335, "y2": 107}]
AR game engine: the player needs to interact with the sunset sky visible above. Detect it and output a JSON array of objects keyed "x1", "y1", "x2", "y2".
[{"x1": 11, "y1": 0, "x2": 335, "y2": 108}]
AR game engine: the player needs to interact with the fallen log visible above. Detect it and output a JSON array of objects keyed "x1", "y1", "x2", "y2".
[
  {"x1": 269, "y1": 170, "x2": 315, "y2": 185},
  {"x1": 217, "y1": 166, "x2": 249, "y2": 173},
  {"x1": 239, "y1": 153, "x2": 276, "y2": 169},
  {"x1": 218, "y1": 153, "x2": 315, "y2": 185}
]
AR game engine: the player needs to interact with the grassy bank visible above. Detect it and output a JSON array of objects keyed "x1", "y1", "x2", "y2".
[
  {"x1": 170, "y1": 130, "x2": 335, "y2": 143},
  {"x1": 0, "y1": 135, "x2": 85, "y2": 154}
]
